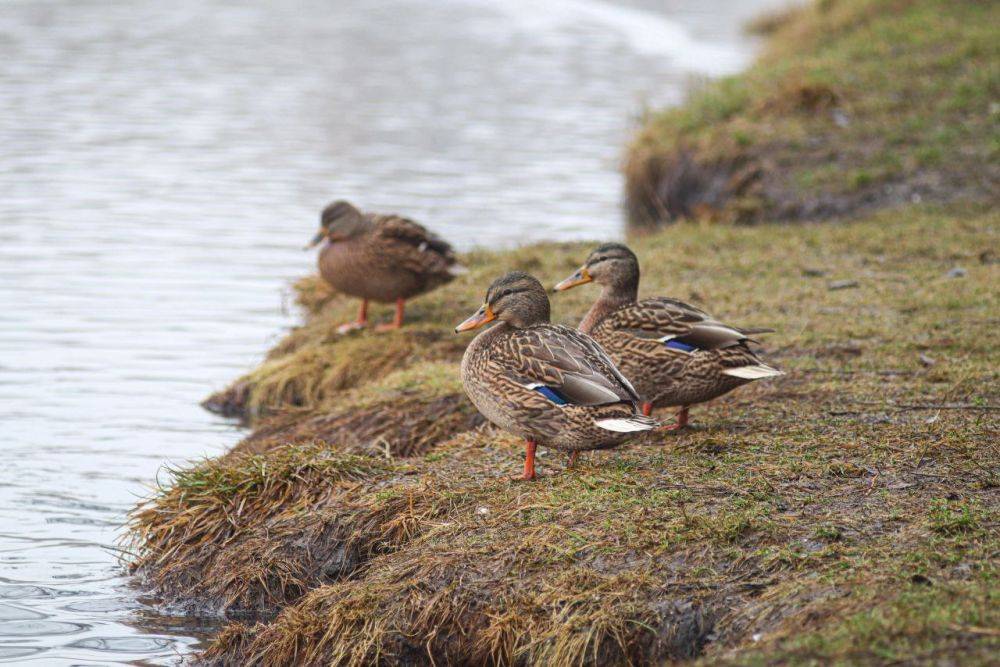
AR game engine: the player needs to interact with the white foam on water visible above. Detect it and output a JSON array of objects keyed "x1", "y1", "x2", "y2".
[{"x1": 470, "y1": 0, "x2": 748, "y2": 74}]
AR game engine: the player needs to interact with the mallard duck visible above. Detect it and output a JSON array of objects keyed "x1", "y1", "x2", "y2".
[
  {"x1": 455, "y1": 271, "x2": 658, "y2": 480},
  {"x1": 306, "y1": 200, "x2": 463, "y2": 333},
  {"x1": 553, "y1": 243, "x2": 781, "y2": 429}
]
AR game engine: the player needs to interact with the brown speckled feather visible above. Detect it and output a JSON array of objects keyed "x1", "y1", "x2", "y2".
[
  {"x1": 589, "y1": 298, "x2": 774, "y2": 408},
  {"x1": 461, "y1": 323, "x2": 652, "y2": 451},
  {"x1": 460, "y1": 269, "x2": 658, "y2": 454},
  {"x1": 601, "y1": 297, "x2": 743, "y2": 347},
  {"x1": 370, "y1": 214, "x2": 457, "y2": 281},
  {"x1": 496, "y1": 324, "x2": 639, "y2": 406},
  {"x1": 318, "y1": 208, "x2": 460, "y2": 303}
]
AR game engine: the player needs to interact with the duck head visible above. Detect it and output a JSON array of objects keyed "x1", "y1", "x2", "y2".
[
  {"x1": 305, "y1": 200, "x2": 369, "y2": 249},
  {"x1": 455, "y1": 271, "x2": 551, "y2": 332},
  {"x1": 553, "y1": 243, "x2": 639, "y2": 299}
]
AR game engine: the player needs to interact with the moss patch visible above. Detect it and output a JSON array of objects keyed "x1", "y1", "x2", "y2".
[{"x1": 624, "y1": 0, "x2": 1000, "y2": 226}]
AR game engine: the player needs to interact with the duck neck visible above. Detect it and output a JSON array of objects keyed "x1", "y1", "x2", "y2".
[
  {"x1": 468, "y1": 320, "x2": 510, "y2": 355},
  {"x1": 579, "y1": 283, "x2": 637, "y2": 334}
]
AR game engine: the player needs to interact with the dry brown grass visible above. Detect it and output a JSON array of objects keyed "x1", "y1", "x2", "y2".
[
  {"x1": 201, "y1": 243, "x2": 594, "y2": 423},
  {"x1": 125, "y1": 204, "x2": 1000, "y2": 664}
]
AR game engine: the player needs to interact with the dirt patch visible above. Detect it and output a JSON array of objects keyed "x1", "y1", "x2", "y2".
[{"x1": 624, "y1": 150, "x2": 760, "y2": 229}]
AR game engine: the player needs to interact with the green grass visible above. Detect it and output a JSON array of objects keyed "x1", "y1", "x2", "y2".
[
  {"x1": 129, "y1": 203, "x2": 999, "y2": 663},
  {"x1": 625, "y1": 0, "x2": 1000, "y2": 224}
]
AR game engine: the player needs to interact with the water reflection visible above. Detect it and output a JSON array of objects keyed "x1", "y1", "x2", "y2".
[{"x1": 0, "y1": 0, "x2": 783, "y2": 662}]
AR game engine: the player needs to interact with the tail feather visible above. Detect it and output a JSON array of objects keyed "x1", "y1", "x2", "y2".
[
  {"x1": 722, "y1": 364, "x2": 783, "y2": 380},
  {"x1": 739, "y1": 327, "x2": 775, "y2": 335},
  {"x1": 595, "y1": 415, "x2": 658, "y2": 433}
]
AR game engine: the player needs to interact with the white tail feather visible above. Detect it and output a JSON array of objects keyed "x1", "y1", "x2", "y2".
[
  {"x1": 595, "y1": 417, "x2": 658, "y2": 433},
  {"x1": 722, "y1": 364, "x2": 783, "y2": 380}
]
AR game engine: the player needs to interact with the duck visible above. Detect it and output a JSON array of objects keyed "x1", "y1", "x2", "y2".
[
  {"x1": 553, "y1": 243, "x2": 782, "y2": 429},
  {"x1": 306, "y1": 200, "x2": 463, "y2": 333},
  {"x1": 455, "y1": 271, "x2": 658, "y2": 480}
]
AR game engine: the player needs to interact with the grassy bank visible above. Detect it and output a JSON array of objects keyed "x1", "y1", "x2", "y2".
[
  {"x1": 128, "y1": 204, "x2": 999, "y2": 664},
  {"x1": 624, "y1": 0, "x2": 998, "y2": 226}
]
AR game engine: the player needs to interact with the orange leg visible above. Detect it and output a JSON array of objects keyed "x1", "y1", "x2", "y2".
[
  {"x1": 336, "y1": 299, "x2": 369, "y2": 334},
  {"x1": 513, "y1": 440, "x2": 537, "y2": 481},
  {"x1": 376, "y1": 298, "x2": 406, "y2": 331},
  {"x1": 567, "y1": 451, "x2": 579, "y2": 468},
  {"x1": 641, "y1": 402, "x2": 653, "y2": 417},
  {"x1": 662, "y1": 406, "x2": 690, "y2": 431}
]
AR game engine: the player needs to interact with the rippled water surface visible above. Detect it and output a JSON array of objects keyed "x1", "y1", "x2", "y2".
[{"x1": 0, "y1": 0, "x2": 783, "y2": 662}]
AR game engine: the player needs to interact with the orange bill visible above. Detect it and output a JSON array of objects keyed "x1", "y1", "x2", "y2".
[
  {"x1": 552, "y1": 266, "x2": 592, "y2": 291},
  {"x1": 304, "y1": 229, "x2": 326, "y2": 250},
  {"x1": 454, "y1": 303, "x2": 496, "y2": 332}
]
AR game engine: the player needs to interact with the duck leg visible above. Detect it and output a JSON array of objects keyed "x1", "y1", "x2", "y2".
[
  {"x1": 376, "y1": 298, "x2": 406, "y2": 331},
  {"x1": 336, "y1": 299, "x2": 369, "y2": 334},
  {"x1": 641, "y1": 402, "x2": 653, "y2": 417},
  {"x1": 513, "y1": 440, "x2": 537, "y2": 481},
  {"x1": 662, "y1": 406, "x2": 690, "y2": 431},
  {"x1": 567, "y1": 451, "x2": 579, "y2": 468}
]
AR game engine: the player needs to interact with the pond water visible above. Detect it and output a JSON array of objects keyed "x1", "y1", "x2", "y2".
[{"x1": 0, "y1": 0, "x2": 785, "y2": 662}]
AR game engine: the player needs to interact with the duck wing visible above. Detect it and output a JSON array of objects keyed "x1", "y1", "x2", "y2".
[
  {"x1": 607, "y1": 297, "x2": 751, "y2": 350},
  {"x1": 498, "y1": 324, "x2": 639, "y2": 406},
  {"x1": 372, "y1": 215, "x2": 456, "y2": 261}
]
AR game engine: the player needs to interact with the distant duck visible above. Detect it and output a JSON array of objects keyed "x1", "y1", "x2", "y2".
[
  {"x1": 306, "y1": 200, "x2": 463, "y2": 333},
  {"x1": 456, "y1": 271, "x2": 657, "y2": 480},
  {"x1": 553, "y1": 243, "x2": 782, "y2": 429}
]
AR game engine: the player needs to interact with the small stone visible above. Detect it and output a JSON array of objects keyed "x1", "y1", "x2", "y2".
[
  {"x1": 802, "y1": 267, "x2": 827, "y2": 277},
  {"x1": 828, "y1": 279, "x2": 859, "y2": 290},
  {"x1": 979, "y1": 250, "x2": 997, "y2": 265},
  {"x1": 919, "y1": 353, "x2": 935, "y2": 367},
  {"x1": 476, "y1": 506, "x2": 490, "y2": 516},
  {"x1": 952, "y1": 563, "x2": 973, "y2": 578},
  {"x1": 946, "y1": 267, "x2": 966, "y2": 278},
  {"x1": 832, "y1": 109, "x2": 850, "y2": 128}
]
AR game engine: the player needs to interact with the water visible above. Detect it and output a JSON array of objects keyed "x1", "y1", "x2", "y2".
[{"x1": 0, "y1": 0, "x2": 784, "y2": 662}]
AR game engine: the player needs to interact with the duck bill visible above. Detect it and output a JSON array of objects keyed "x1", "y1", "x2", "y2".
[
  {"x1": 454, "y1": 304, "x2": 495, "y2": 333},
  {"x1": 553, "y1": 266, "x2": 592, "y2": 291},
  {"x1": 303, "y1": 229, "x2": 326, "y2": 250}
]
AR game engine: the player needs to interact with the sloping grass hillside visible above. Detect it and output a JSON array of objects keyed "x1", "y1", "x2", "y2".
[{"x1": 624, "y1": 0, "x2": 999, "y2": 226}]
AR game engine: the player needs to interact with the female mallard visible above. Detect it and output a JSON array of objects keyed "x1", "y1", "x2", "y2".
[
  {"x1": 455, "y1": 271, "x2": 657, "y2": 480},
  {"x1": 553, "y1": 243, "x2": 781, "y2": 429},
  {"x1": 306, "y1": 200, "x2": 463, "y2": 333}
]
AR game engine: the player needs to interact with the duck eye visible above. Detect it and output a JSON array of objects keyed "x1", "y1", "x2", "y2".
[{"x1": 493, "y1": 287, "x2": 525, "y2": 303}]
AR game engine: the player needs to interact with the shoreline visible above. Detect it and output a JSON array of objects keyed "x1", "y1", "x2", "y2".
[
  {"x1": 128, "y1": 205, "x2": 998, "y2": 665},
  {"x1": 126, "y1": 1, "x2": 999, "y2": 663}
]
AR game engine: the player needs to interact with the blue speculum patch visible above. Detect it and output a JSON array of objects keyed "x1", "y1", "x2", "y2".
[
  {"x1": 533, "y1": 386, "x2": 568, "y2": 405},
  {"x1": 664, "y1": 339, "x2": 696, "y2": 352}
]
